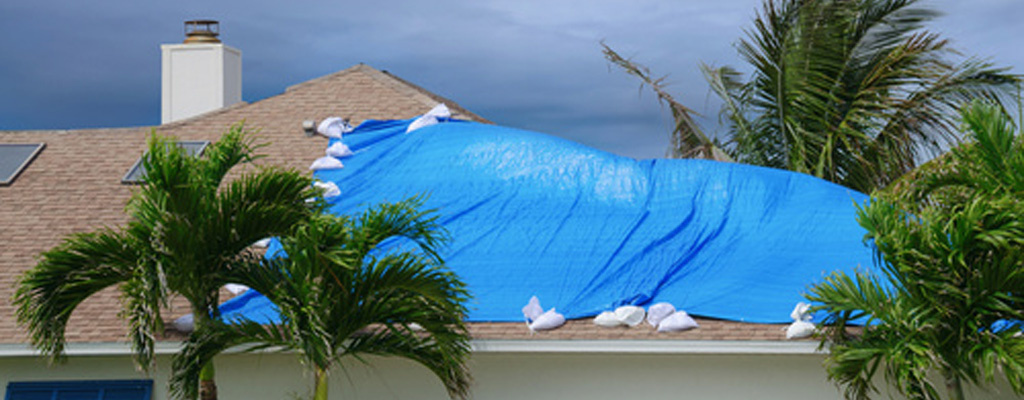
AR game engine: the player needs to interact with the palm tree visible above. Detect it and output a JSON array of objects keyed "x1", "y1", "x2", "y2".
[
  {"x1": 14, "y1": 124, "x2": 316, "y2": 400},
  {"x1": 884, "y1": 95, "x2": 1024, "y2": 211},
  {"x1": 604, "y1": 0, "x2": 1018, "y2": 192},
  {"x1": 806, "y1": 101, "x2": 1024, "y2": 400},
  {"x1": 169, "y1": 198, "x2": 472, "y2": 400},
  {"x1": 602, "y1": 43, "x2": 732, "y2": 162}
]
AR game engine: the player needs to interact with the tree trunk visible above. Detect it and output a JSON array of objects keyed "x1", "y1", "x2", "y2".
[
  {"x1": 194, "y1": 308, "x2": 218, "y2": 400},
  {"x1": 313, "y1": 367, "x2": 329, "y2": 400},
  {"x1": 944, "y1": 370, "x2": 964, "y2": 400},
  {"x1": 199, "y1": 362, "x2": 217, "y2": 400}
]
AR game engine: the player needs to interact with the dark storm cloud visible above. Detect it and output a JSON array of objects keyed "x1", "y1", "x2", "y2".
[{"x1": 1, "y1": 0, "x2": 1021, "y2": 159}]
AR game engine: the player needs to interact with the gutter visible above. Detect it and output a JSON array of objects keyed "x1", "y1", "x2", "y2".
[
  {"x1": 0, "y1": 340, "x2": 822, "y2": 358},
  {"x1": 473, "y1": 339, "x2": 822, "y2": 355},
  {"x1": 0, "y1": 342, "x2": 184, "y2": 357}
]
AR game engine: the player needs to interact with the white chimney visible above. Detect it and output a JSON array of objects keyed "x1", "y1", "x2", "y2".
[{"x1": 161, "y1": 20, "x2": 242, "y2": 124}]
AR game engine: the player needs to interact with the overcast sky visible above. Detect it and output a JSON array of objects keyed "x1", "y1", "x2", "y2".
[{"x1": 1, "y1": 0, "x2": 1021, "y2": 159}]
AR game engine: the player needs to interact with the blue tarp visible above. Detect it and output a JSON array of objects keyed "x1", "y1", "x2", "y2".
[{"x1": 220, "y1": 118, "x2": 875, "y2": 324}]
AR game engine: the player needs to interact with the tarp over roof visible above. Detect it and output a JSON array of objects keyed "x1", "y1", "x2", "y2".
[{"x1": 220, "y1": 118, "x2": 874, "y2": 324}]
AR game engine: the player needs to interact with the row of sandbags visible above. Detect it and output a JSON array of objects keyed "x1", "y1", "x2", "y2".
[
  {"x1": 308, "y1": 105, "x2": 453, "y2": 198},
  {"x1": 521, "y1": 297, "x2": 698, "y2": 333},
  {"x1": 522, "y1": 296, "x2": 817, "y2": 339}
]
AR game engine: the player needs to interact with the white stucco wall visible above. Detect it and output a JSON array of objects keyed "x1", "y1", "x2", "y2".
[{"x1": 1, "y1": 350, "x2": 1017, "y2": 399}]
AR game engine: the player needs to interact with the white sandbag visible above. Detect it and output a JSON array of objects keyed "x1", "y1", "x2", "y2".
[
  {"x1": 172, "y1": 314, "x2": 194, "y2": 333},
  {"x1": 594, "y1": 311, "x2": 623, "y2": 327},
  {"x1": 317, "y1": 117, "x2": 353, "y2": 138},
  {"x1": 786, "y1": 320, "x2": 815, "y2": 339},
  {"x1": 223, "y1": 284, "x2": 249, "y2": 295},
  {"x1": 790, "y1": 302, "x2": 812, "y2": 322},
  {"x1": 313, "y1": 181, "x2": 341, "y2": 199},
  {"x1": 614, "y1": 305, "x2": 646, "y2": 327},
  {"x1": 647, "y1": 302, "x2": 676, "y2": 327},
  {"x1": 309, "y1": 156, "x2": 344, "y2": 171},
  {"x1": 406, "y1": 104, "x2": 452, "y2": 133},
  {"x1": 407, "y1": 116, "x2": 438, "y2": 133},
  {"x1": 522, "y1": 296, "x2": 543, "y2": 321},
  {"x1": 326, "y1": 142, "x2": 354, "y2": 158},
  {"x1": 657, "y1": 311, "x2": 699, "y2": 332},
  {"x1": 529, "y1": 308, "x2": 566, "y2": 331}
]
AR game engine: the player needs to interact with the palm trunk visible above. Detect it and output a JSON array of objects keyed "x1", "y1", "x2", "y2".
[
  {"x1": 199, "y1": 362, "x2": 217, "y2": 400},
  {"x1": 313, "y1": 367, "x2": 329, "y2": 400},
  {"x1": 944, "y1": 370, "x2": 964, "y2": 400},
  {"x1": 194, "y1": 308, "x2": 218, "y2": 400}
]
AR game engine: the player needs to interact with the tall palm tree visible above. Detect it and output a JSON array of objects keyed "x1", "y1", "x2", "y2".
[
  {"x1": 806, "y1": 101, "x2": 1024, "y2": 400},
  {"x1": 169, "y1": 198, "x2": 472, "y2": 400},
  {"x1": 605, "y1": 0, "x2": 1018, "y2": 192},
  {"x1": 14, "y1": 124, "x2": 316, "y2": 400}
]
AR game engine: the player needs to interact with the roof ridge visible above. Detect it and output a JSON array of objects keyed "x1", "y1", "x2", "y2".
[
  {"x1": 358, "y1": 66, "x2": 445, "y2": 109},
  {"x1": 370, "y1": 68, "x2": 490, "y2": 123},
  {"x1": 159, "y1": 65, "x2": 375, "y2": 130},
  {"x1": 286, "y1": 63, "x2": 489, "y2": 123},
  {"x1": 4, "y1": 64, "x2": 487, "y2": 136},
  {"x1": 284, "y1": 64, "x2": 366, "y2": 93}
]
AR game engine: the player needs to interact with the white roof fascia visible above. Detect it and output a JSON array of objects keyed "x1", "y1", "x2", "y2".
[
  {"x1": 471, "y1": 340, "x2": 822, "y2": 355},
  {"x1": 0, "y1": 342, "x2": 184, "y2": 357},
  {"x1": 0, "y1": 340, "x2": 821, "y2": 358}
]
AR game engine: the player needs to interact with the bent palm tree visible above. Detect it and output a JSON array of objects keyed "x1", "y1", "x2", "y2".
[
  {"x1": 807, "y1": 102, "x2": 1024, "y2": 400},
  {"x1": 14, "y1": 124, "x2": 316, "y2": 400},
  {"x1": 605, "y1": 0, "x2": 1018, "y2": 192},
  {"x1": 169, "y1": 198, "x2": 471, "y2": 400}
]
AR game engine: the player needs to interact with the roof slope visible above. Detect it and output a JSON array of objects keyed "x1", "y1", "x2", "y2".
[
  {"x1": 0, "y1": 64, "x2": 811, "y2": 348},
  {"x1": 0, "y1": 64, "x2": 485, "y2": 344}
]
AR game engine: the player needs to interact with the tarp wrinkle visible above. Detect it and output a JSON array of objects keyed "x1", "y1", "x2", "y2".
[{"x1": 219, "y1": 118, "x2": 874, "y2": 324}]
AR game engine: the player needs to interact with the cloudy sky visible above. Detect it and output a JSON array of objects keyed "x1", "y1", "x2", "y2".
[{"x1": 1, "y1": 0, "x2": 1021, "y2": 159}]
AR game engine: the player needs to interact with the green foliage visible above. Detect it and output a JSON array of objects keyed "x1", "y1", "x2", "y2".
[
  {"x1": 807, "y1": 101, "x2": 1024, "y2": 399},
  {"x1": 602, "y1": 42, "x2": 731, "y2": 161},
  {"x1": 14, "y1": 123, "x2": 316, "y2": 378},
  {"x1": 169, "y1": 198, "x2": 472, "y2": 400},
  {"x1": 605, "y1": 0, "x2": 1019, "y2": 193}
]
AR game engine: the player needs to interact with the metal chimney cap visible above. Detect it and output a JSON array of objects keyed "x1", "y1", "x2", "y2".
[{"x1": 184, "y1": 20, "x2": 221, "y2": 44}]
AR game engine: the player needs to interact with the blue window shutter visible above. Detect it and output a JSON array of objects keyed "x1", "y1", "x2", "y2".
[{"x1": 5, "y1": 380, "x2": 152, "y2": 400}]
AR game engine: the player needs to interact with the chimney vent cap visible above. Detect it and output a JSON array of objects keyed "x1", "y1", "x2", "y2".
[{"x1": 184, "y1": 20, "x2": 221, "y2": 44}]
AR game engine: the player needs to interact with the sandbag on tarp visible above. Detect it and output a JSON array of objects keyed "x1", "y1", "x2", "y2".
[{"x1": 219, "y1": 118, "x2": 874, "y2": 324}]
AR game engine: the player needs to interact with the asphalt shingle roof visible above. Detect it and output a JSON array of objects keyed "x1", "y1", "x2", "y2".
[{"x1": 0, "y1": 64, "x2": 803, "y2": 346}]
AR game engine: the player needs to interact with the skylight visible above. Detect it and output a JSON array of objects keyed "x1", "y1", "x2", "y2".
[
  {"x1": 122, "y1": 141, "x2": 210, "y2": 184},
  {"x1": 0, "y1": 143, "x2": 45, "y2": 186}
]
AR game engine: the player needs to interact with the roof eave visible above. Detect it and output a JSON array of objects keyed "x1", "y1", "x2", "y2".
[{"x1": 0, "y1": 339, "x2": 822, "y2": 358}]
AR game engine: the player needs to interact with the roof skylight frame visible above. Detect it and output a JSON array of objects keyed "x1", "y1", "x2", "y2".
[
  {"x1": 121, "y1": 141, "x2": 210, "y2": 184},
  {"x1": 0, "y1": 143, "x2": 46, "y2": 186}
]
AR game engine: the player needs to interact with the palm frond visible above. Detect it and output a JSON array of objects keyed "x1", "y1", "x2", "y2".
[
  {"x1": 345, "y1": 324, "x2": 472, "y2": 400},
  {"x1": 196, "y1": 122, "x2": 261, "y2": 188},
  {"x1": 171, "y1": 319, "x2": 293, "y2": 400},
  {"x1": 17, "y1": 123, "x2": 316, "y2": 400},
  {"x1": 808, "y1": 101, "x2": 1024, "y2": 399},
  {"x1": 601, "y1": 42, "x2": 730, "y2": 161},
  {"x1": 608, "y1": 0, "x2": 1019, "y2": 192},
  {"x1": 13, "y1": 229, "x2": 139, "y2": 363},
  {"x1": 120, "y1": 258, "x2": 170, "y2": 370},
  {"x1": 347, "y1": 196, "x2": 450, "y2": 264},
  {"x1": 170, "y1": 199, "x2": 472, "y2": 400}
]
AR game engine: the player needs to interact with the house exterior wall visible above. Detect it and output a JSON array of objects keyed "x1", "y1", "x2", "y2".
[{"x1": 1, "y1": 351, "x2": 1017, "y2": 400}]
